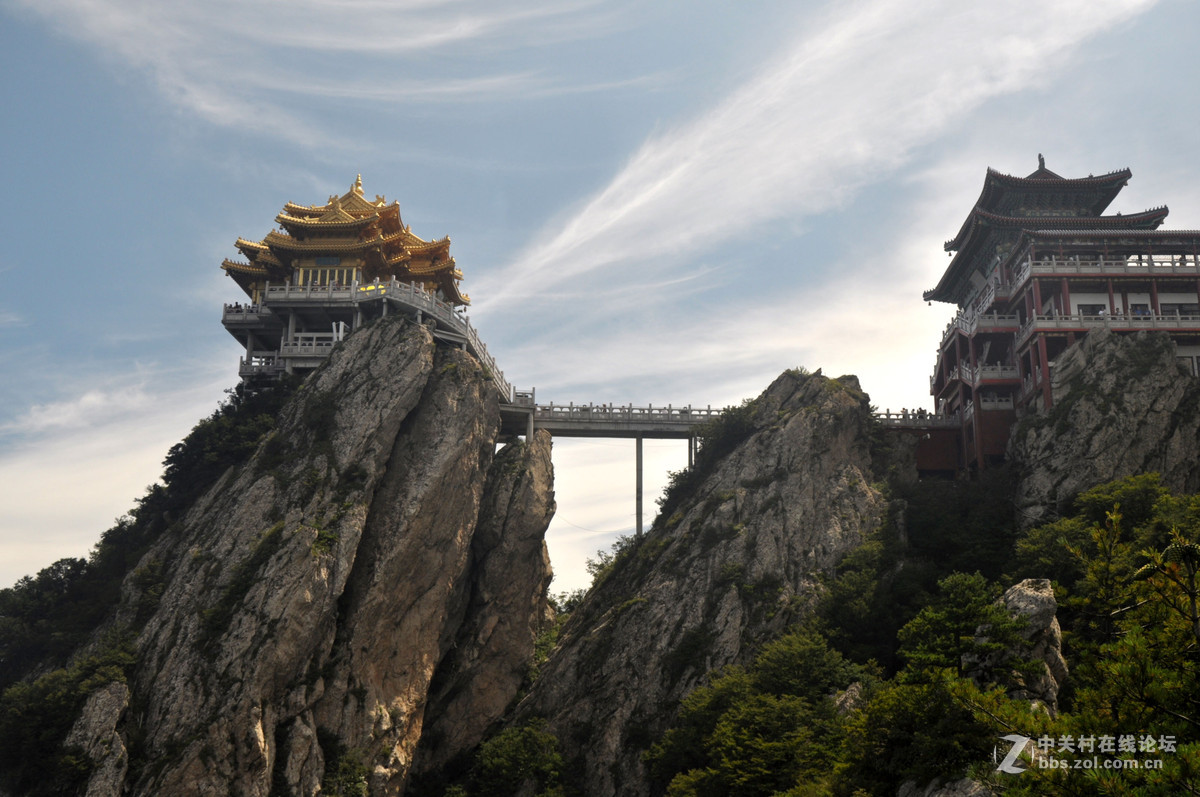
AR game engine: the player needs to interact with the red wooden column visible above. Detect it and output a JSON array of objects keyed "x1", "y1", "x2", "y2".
[
  {"x1": 1038, "y1": 334, "x2": 1053, "y2": 409},
  {"x1": 1151, "y1": 278, "x2": 1160, "y2": 315},
  {"x1": 1061, "y1": 278, "x2": 1072, "y2": 315},
  {"x1": 1108, "y1": 279, "x2": 1116, "y2": 314}
]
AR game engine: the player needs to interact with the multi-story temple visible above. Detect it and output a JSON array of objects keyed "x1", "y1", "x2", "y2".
[
  {"x1": 220, "y1": 177, "x2": 503, "y2": 385},
  {"x1": 923, "y1": 157, "x2": 1200, "y2": 471}
]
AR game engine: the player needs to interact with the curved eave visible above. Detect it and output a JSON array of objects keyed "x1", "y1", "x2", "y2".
[
  {"x1": 221, "y1": 258, "x2": 268, "y2": 276},
  {"x1": 263, "y1": 231, "x2": 379, "y2": 253},
  {"x1": 275, "y1": 212, "x2": 376, "y2": 232},
  {"x1": 946, "y1": 167, "x2": 1134, "y2": 250},
  {"x1": 405, "y1": 258, "x2": 458, "y2": 276},
  {"x1": 927, "y1": 207, "x2": 1169, "y2": 304},
  {"x1": 282, "y1": 198, "x2": 387, "y2": 218},
  {"x1": 235, "y1": 237, "x2": 269, "y2": 253},
  {"x1": 979, "y1": 166, "x2": 1131, "y2": 212}
]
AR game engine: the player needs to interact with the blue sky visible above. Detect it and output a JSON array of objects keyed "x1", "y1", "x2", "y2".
[{"x1": 1, "y1": 0, "x2": 1195, "y2": 592}]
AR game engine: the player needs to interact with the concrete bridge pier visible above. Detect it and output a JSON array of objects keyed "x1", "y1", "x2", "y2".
[{"x1": 635, "y1": 435, "x2": 643, "y2": 536}]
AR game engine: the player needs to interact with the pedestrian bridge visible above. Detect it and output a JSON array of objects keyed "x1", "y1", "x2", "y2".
[
  {"x1": 498, "y1": 393, "x2": 721, "y2": 439},
  {"x1": 235, "y1": 279, "x2": 961, "y2": 532}
]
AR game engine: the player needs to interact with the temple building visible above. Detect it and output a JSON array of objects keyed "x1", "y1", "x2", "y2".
[
  {"x1": 220, "y1": 177, "x2": 473, "y2": 380},
  {"x1": 924, "y1": 158, "x2": 1200, "y2": 472}
]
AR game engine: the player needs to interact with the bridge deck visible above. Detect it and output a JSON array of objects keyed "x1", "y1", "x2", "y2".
[{"x1": 499, "y1": 402, "x2": 720, "y2": 438}]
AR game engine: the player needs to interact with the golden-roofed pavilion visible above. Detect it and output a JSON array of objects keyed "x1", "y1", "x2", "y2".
[
  {"x1": 221, "y1": 175, "x2": 468, "y2": 306},
  {"x1": 220, "y1": 177, "x2": 498, "y2": 384}
]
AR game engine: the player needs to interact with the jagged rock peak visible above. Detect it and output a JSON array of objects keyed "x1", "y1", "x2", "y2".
[
  {"x1": 513, "y1": 367, "x2": 887, "y2": 797},
  {"x1": 66, "y1": 315, "x2": 555, "y2": 796},
  {"x1": 1009, "y1": 329, "x2": 1200, "y2": 526}
]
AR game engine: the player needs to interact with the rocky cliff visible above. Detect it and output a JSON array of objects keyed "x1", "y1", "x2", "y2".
[
  {"x1": 513, "y1": 370, "x2": 888, "y2": 796},
  {"x1": 65, "y1": 316, "x2": 555, "y2": 796},
  {"x1": 1009, "y1": 329, "x2": 1200, "y2": 526}
]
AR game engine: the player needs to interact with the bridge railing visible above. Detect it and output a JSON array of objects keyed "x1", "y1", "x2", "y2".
[
  {"x1": 531, "y1": 403, "x2": 722, "y2": 426},
  {"x1": 874, "y1": 410, "x2": 961, "y2": 428}
]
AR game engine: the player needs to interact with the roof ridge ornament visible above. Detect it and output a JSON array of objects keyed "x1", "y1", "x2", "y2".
[
  {"x1": 353, "y1": 174, "x2": 363, "y2": 196},
  {"x1": 1038, "y1": 153, "x2": 1045, "y2": 170}
]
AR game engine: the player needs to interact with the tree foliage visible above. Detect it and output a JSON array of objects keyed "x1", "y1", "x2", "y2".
[{"x1": 646, "y1": 475, "x2": 1200, "y2": 795}]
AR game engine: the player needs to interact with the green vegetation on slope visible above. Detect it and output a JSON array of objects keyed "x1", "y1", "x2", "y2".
[
  {"x1": 642, "y1": 474, "x2": 1200, "y2": 795},
  {"x1": 0, "y1": 379, "x2": 295, "y2": 796}
]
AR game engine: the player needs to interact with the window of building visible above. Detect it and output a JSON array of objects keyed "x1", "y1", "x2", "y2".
[
  {"x1": 296, "y1": 266, "x2": 360, "y2": 287},
  {"x1": 1162, "y1": 303, "x2": 1200, "y2": 317},
  {"x1": 1078, "y1": 304, "x2": 1107, "y2": 316}
]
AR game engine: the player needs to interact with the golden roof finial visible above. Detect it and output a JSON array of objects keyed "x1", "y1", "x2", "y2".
[{"x1": 353, "y1": 174, "x2": 363, "y2": 196}]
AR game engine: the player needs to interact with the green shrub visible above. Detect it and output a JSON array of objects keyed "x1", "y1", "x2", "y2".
[
  {"x1": 469, "y1": 719, "x2": 564, "y2": 797},
  {"x1": 0, "y1": 633, "x2": 135, "y2": 796}
]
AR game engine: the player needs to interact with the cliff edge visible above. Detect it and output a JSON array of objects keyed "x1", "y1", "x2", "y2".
[
  {"x1": 65, "y1": 316, "x2": 555, "y2": 796},
  {"x1": 1009, "y1": 329, "x2": 1200, "y2": 526},
  {"x1": 514, "y1": 369, "x2": 887, "y2": 796}
]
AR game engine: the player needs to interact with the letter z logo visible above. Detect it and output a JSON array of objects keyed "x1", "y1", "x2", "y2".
[{"x1": 996, "y1": 734, "x2": 1031, "y2": 774}]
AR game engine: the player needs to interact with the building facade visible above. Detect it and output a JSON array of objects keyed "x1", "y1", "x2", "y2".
[{"x1": 925, "y1": 159, "x2": 1200, "y2": 471}]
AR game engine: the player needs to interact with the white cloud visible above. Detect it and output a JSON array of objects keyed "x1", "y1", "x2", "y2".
[
  {"x1": 474, "y1": 0, "x2": 1159, "y2": 312},
  {"x1": 0, "y1": 359, "x2": 231, "y2": 587},
  {"x1": 6, "y1": 0, "x2": 631, "y2": 143}
]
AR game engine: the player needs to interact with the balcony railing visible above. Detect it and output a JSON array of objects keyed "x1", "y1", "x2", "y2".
[
  {"x1": 958, "y1": 254, "x2": 1200, "y2": 323},
  {"x1": 1017, "y1": 312, "x2": 1200, "y2": 347},
  {"x1": 255, "y1": 278, "x2": 515, "y2": 403},
  {"x1": 1027, "y1": 255, "x2": 1200, "y2": 277},
  {"x1": 222, "y1": 304, "x2": 276, "y2": 324},
  {"x1": 939, "y1": 312, "x2": 1021, "y2": 350},
  {"x1": 971, "y1": 364, "x2": 1019, "y2": 384},
  {"x1": 238, "y1": 354, "x2": 284, "y2": 378}
]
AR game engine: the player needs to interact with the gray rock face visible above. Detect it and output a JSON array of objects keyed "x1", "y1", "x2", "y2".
[
  {"x1": 966, "y1": 578, "x2": 1066, "y2": 717},
  {"x1": 1009, "y1": 329, "x2": 1200, "y2": 526},
  {"x1": 64, "y1": 316, "x2": 555, "y2": 796},
  {"x1": 999, "y1": 578, "x2": 1068, "y2": 715},
  {"x1": 515, "y1": 369, "x2": 887, "y2": 796},
  {"x1": 64, "y1": 682, "x2": 130, "y2": 797}
]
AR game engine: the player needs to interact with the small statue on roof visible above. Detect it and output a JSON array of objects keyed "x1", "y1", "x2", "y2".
[{"x1": 1038, "y1": 153, "x2": 1046, "y2": 170}]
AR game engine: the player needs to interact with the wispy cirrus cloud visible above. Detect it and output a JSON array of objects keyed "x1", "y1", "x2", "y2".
[
  {"x1": 5, "y1": 0, "x2": 631, "y2": 143},
  {"x1": 474, "y1": 0, "x2": 1159, "y2": 313}
]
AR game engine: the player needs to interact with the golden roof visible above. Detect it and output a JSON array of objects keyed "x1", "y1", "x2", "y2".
[
  {"x1": 221, "y1": 258, "x2": 268, "y2": 276},
  {"x1": 223, "y1": 177, "x2": 469, "y2": 305}
]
